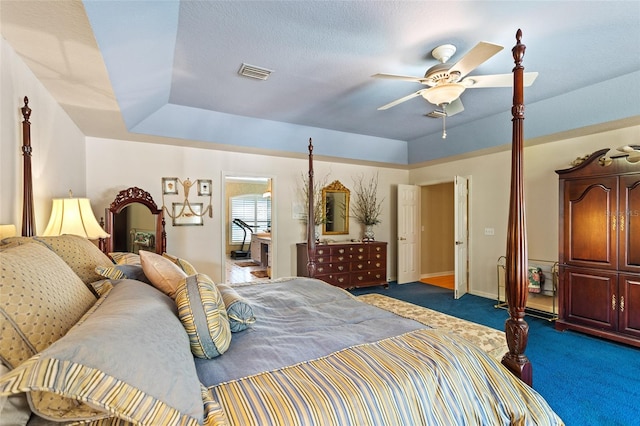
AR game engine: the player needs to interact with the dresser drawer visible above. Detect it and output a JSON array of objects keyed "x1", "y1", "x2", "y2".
[
  {"x1": 351, "y1": 269, "x2": 386, "y2": 286},
  {"x1": 324, "y1": 273, "x2": 350, "y2": 288},
  {"x1": 297, "y1": 242, "x2": 387, "y2": 289}
]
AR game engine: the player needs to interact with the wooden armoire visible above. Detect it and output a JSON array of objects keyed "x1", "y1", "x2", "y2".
[{"x1": 555, "y1": 148, "x2": 640, "y2": 347}]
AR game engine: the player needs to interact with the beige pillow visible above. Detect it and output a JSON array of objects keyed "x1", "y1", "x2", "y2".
[
  {"x1": 140, "y1": 251, "x2": 187, "y2": 298},
  {"x1": 0, "y1": 243, "x2": 96, "y2": 369},
  {"x1": 35, "y1": 235, "x2": 114, "y2": 286}
]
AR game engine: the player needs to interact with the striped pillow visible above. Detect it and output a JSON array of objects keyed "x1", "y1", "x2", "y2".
[
  {"x1": 108, "y1": 252, "x2": 141, "y2": 265},
  {"x1": 175, "y1": 274, "x2": 231, "y2": 359},
  {"x1": 216, "y1": 283, "x2": 256, "y2": 332},
  {"x1": 163, "y1": 252, "x2": 198, "y2": 275},
  {"x1": 95, "y1": 264, "x2": 151, "y2": 284}
]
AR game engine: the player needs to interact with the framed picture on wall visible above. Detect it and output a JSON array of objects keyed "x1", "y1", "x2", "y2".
[
  {"x1": 197, "y1": 179, "x2": 212, "y2": 196},
  {"x1": 162, "y1": 177, "x2": 179, "y2": 195},
  {"x1": 172, "y1": 203, "x2": 203, "y2": 226}
]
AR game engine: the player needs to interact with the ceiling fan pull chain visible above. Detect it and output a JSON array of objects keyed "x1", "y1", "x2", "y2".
[{"x1": 442, "y1": 105, "x2": 447, "y2": 139}]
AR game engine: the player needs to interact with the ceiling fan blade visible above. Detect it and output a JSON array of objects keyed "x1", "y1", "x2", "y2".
[
  {"x1": 371, "y1": 73, "x2": 427, "y2": 83},
  {"x1": 449, "y1": 42, "x2": 503, "y2": 79},
  {"x1": 445, "y1": 97, "x2": 464, "y2": 116},
  {"x1": 461, "y1": 72, "x2": 539, "y2": 88},
  {"x1": 377, "y1": 90, "x2": 424, "y2": 110}
]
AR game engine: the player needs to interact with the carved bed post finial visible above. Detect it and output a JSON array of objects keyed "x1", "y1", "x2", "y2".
[
  {"x1": 307, "y1": 138, "x2": 317, "y2": 277},
  {"x1": 501, "y1": 29, "x2": 533, "y2": 386},
  {"x1": 21, "y1": 96, "x2": 36, "y2": 237}
]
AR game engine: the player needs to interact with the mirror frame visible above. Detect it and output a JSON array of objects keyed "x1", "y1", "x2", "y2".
[
  {"x1": 104, "y1": 187, "x2": 166, "y2": 254},
  {"x1": 322, "y1": 180, "x2": 350, "y2": 235}
]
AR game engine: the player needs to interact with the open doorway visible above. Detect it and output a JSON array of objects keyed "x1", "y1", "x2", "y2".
[
  {"x1": 223, "y1": 175, "x2": 273, "y2": 284},
  {"x1": 420, "y1": 182, "x2": 455, "y2": 288},
  {"x1": 418, "y1": 177, "x2": 469, "y2": 298}
]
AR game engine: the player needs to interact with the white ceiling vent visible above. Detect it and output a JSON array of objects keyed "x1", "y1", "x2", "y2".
[{"x1": 238, "y1": 63, "x2": 273, "y2": 80}]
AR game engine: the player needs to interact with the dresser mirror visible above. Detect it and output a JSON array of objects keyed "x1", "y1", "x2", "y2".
[
  {"x1": 322, "y1": 180, "x2": 349, "y2": 235},
  {"x1": 104, "y1": 187, "x2": 166, "y2": 254}
]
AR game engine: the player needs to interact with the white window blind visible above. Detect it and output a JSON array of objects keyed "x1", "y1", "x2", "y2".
[{"x1": 230, "y1": 194, "x2": 271, "y2": 243}]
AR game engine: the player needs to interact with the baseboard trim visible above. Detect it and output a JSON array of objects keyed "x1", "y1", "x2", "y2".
[{"x1": 421, "y1": 271, "x2": 454, "y2": 279}]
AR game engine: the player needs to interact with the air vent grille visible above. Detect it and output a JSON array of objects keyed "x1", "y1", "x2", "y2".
[{"x1": 238, "y1": 63, "x2": 273, "y2": 80}]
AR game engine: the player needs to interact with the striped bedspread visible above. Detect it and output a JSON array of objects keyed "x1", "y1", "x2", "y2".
[{"x1": 210, "y1": 328, "x2": 563, "y2": 426}]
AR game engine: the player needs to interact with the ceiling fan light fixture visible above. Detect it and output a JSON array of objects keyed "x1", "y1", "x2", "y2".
[{"x1": 422, "y1": 83, "x2": 465, "y2": 106}]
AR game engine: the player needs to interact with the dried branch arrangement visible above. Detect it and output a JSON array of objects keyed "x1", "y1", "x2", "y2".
[{"x1": 351, "y1": 172, "x2": 384, "y2": 226}]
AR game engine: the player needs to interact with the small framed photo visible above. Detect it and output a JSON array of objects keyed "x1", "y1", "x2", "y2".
[
  {"x1": 197, "y1": 179, "x2": 212, "y2": 196},
  {"x1": 162, "y1": 177, "x2": 179, "y2": 195},
  {"x1": 172, "y1": 203, "x2": 204, "y2": 226}
]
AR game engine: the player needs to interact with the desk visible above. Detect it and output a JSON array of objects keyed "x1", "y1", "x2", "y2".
[{"x1": 251, "y1": 233, "x2": 271, "y2": 274}]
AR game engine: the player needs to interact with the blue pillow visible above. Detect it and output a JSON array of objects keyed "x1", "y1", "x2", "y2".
[{"x1": 216, "y1": 283, "x2": 256, "y2": 332}]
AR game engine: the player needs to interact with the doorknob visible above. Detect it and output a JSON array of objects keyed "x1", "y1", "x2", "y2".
[
  {"x1": 399, "y1": 237, "x2": 406, "y2": 241},
  {"x1": 455, "y1": 241, "x2": 464, "y2": 245}
]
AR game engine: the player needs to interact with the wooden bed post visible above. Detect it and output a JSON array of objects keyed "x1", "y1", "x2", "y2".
[
  {"x1": 307, "y1": 138, "x2": 317, "y2": 277},
  {"x1": 501, "y1": 29, "x2": 532, "y2": 386},
  {"x1": 21, "y1": 96, "x2": 36, "y2": 237}
]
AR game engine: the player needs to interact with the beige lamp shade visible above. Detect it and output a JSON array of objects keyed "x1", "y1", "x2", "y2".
[{"x1": 42, "y1": 197, "x2": 109, "y2": 240}]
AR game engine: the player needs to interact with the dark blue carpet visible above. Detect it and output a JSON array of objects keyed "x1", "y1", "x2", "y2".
[{"x1": 350, "y1": 282, "x2": 640, "y2": 426}]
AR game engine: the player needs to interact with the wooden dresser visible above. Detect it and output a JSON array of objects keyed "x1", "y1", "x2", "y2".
[
  {"x1": 555, "y1": 149, "x2": 640, "y2": 347},
  {"x1": 296, "y1": 242, "x2": 388, "y2": 289}
]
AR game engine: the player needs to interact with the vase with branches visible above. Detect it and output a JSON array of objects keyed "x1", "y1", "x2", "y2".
[{"x1": 351, "y1": 172, "x2": 384, "y2": 240}]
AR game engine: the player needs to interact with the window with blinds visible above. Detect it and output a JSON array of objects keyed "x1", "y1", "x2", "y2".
[{"x1": 230, "y1": 194, "x2": 271, "y2": 243}]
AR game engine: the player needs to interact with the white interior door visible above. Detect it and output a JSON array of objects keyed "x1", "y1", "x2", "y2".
[
  {"x1": 397, "y1": 184, "x2": 420, "y2": 284},
  {"x1": 454, "y1": 176, "x2": 469, "y2": 299}
]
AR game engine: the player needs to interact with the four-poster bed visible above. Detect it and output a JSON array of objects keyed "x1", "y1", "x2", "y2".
[{"x1": 2, "y1": 31, "x2": 561, "y2": 425}]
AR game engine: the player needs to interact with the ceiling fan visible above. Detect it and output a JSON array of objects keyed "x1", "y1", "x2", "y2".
[{"x1": 372, "y1": 41, "x2": 538, "y2": 137}]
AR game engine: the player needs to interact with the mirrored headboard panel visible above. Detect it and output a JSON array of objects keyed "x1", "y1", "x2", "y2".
[{"x1": 104, "y1": 187, "x2": 166, "y2": 255}]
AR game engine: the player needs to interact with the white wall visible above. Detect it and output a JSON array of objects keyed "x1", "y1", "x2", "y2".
[
  {"x1": 0, "y1": 37, "x2": 86, "y2": 231},
  {"x1": 86, "y1": 138, "x2": 408, "y2": 283},
  {"x1": 410, "y1": 125, "x2": 640, "y2": 298}
]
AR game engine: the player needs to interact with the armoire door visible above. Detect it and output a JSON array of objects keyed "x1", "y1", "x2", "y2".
[
  {"x1": 563, "y1": 176, "x2": 618, "y2": 270},
  {"x1": 619, "y1": 274, "x2": 640, "y2": 338},
  {"x1": 563, "y1": 267, "x2": 618, "y2": 331},
  {"x1": 619, "y1": 174, "x2": 640, "y2": 273}
]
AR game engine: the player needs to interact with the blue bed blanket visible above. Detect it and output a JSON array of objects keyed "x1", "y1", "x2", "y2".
[{"x1": 194, "y1": 277, "x2": 426, "y2": 387}]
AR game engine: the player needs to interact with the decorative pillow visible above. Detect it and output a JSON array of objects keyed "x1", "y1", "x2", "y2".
[
  {"x1": 0, "y1": 280, "x2": 209, "y2": 425},
  {"x1": 216, "y1": 283, "x2": 256, "y2": 332},
  {"x1": 0, "y1": 243, "x2": 96, "y2": 369},
  {"x1": 108, "y1": 252, "x2": 141, "y2": 265},
  {"x1": 34, "y1": 235, "x2": 114, "y2": 287},
  {"x1": 140, "y1": 250, "x2": 187, "y2": 298},
  {"x1": 163, "y1": 252, "x2": 198, "y2": 275},
  {"x1": 95, "y1": 264, "x2": 151, "y2": 284},
  {"x1": 175, "y1": 274, "x2": 231, "y2": 359}
]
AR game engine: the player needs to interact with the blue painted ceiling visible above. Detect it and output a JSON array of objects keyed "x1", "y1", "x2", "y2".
[{"x1": 2, "y1": 1, "x2": 639, "y2": 166}]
